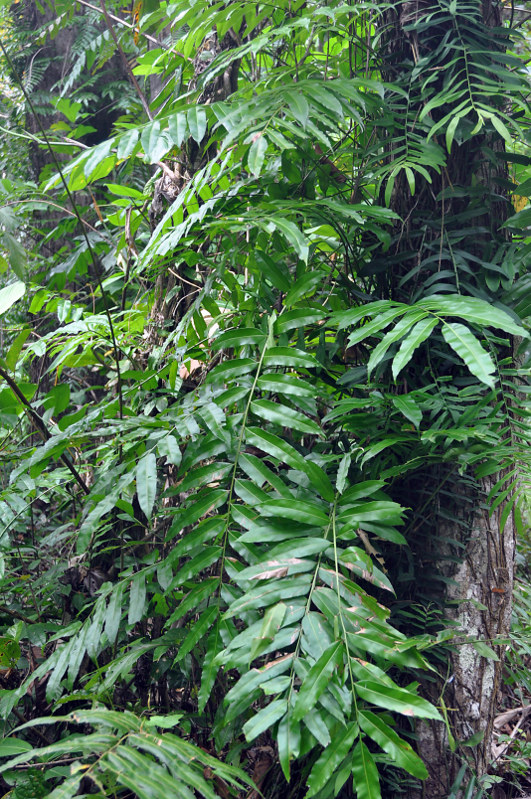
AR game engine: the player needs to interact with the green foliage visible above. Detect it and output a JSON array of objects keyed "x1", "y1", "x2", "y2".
[
  {"x1": 0, "y1": 0, "x2": 528, "y2": 797},
  {"x1": 0, "y1": 709, "x2": 251, "y2": 799}
]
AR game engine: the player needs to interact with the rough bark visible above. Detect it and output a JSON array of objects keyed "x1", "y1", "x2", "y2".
[
  {"x1": 414, "y1": 476, "x2": 515, "y2": 798},
  {"x1": 377, "y1": 0, "x2": 517, "y2": 794}
]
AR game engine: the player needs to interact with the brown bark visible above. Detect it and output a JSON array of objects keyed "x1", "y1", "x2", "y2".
[
  {"x1": 414, "y1": 476, "x2": 515, "y2": 798},
  {"x1": 377, "y1": 1, "x2": 517, "y2": 794}
]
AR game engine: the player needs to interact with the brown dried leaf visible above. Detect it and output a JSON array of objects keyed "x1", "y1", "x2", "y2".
[
  {"x1": 252, "y1": 566, "x2": 288, "y2": 580},
  {"x1": 357, "y1": 528, "x2": 386, "y2": 569},
  {"x1": 251, "y1": 558, "x2": 303, "y2": 581},
  {"x1": 247, "y1": 745, "x2": 275, "y2": 799},
  {"x1": 263, "y1": 654, "x2": 292, "y2": 670}
]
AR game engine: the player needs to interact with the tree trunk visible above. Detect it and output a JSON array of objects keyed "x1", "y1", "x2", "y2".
[
  {"x1": 414, "y1": 475, "x2": 515, "y2": 797},
  {"x1": 376, "y1": 0, "x2": 517, "y2": 793}
]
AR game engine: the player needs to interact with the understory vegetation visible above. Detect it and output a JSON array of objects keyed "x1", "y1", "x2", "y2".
[{"x1": 0, "y1": 0, "x2": 530, "y2": 797}]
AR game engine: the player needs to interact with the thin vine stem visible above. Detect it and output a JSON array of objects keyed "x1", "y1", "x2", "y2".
[{"x1": 0, "y1": 38, "x2": 124, "y2": 422}]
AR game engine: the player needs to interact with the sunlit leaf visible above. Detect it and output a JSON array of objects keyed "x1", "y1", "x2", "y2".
[
  {"x1": 251, "y1": 399, "x2": 322, "y2": 435},
  {"x1": 188, "y1": 106, "x2": 207, "y2": 144},
  {"x1": 168, "y1": 112, "x2": 188, "y2": 147},
  {"x1": 136, "y1": 452, "x2": 157, "y2": 519},
  {"x1": 128, "y1": 571, "x2": 147, "y2": 626},
  {"x1": 0, "y1": 281, "x2": 25, "y2": 316},
  {"x1": 248, "y1": 134, "x2": 268, "y2": 176}
]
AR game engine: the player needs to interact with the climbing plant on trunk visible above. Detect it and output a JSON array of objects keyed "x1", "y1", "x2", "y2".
[{"x1": 369, "y1": 1, "x2": 528, "y2": 793}]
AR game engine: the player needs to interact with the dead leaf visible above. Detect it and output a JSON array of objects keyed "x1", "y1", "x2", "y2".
[
  {"x1": 179, "y1": 359, "x2": 203, "y2": 379},
  {"x1": 262, "y1": 654, "x2": 292, "y2": 670},
  {"x1": 357, "y1": 528, "x2": 386, "y2": 569},
  {"x1": 246, "y1": 745, "x2": 275, "y2": 799},
  {"x1": 251, "y1": 566, "x2": 288, "y2": 580},
  {"x1": 251, "y1": 558, "x2": 302, "y2": 581}
]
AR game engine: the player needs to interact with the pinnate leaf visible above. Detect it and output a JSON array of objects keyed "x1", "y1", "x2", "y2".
[
  {"x1": 441, "y1": 322, "x2": 495, "y2": 388},
  {"x1": 168, "y1": 112, "x2": 188, "y2": 147},
  {"x1": 0, "y1": 738, "x2": 32, "y2": 756},
  {"x1": 211, "y1": 327, "x2": 265, "y2": 350},
  {"x1": 306, "y1": 722, "x2": 359, "y2": 797},
  {"x1": 188, "y1": 107, "x2": 207, "y2": 144},
  {"x1": 136, "y1": 452, "x2": 157, "y2": 520},
  {"x1": 257, "y1": 373, "x2": 318, "y2": 397},
  {"x1": 292, "y1": 642, "x2": 342, "y2": 721},
  {"x1": 352, "y1": 740, "x2": 381, "y2": 799},
  {"x1": 392, "y1": 317, "x2": 438, "y2": 379},
  {"x1": 392, "y1": 395, "x2": 422, "y2": 428},
  {"x1": 427, "y1": 295, "x2": 527, "y2": 337},
  {"x1": 250, "y1": 603, "x2": 287, "y2": 662},
  {"x1": 174, "y1": 606, "x2": 218, "y2": 662},
  {"x1": 245, "y1": 427, "x2": 334, "y2": 500},
  {"x1": 257, "y1": 499, "x2": 329, "y2": 527},
  {"x1": 355, "y1": 681, "x2": 442, "y2": 720},
  {"x1": 347, "y1": 307, "x2": 406, "y2": 346},
  {"x1": 248, "y1": 134, "x2": 268, "y2": 176},
  {"x1": 128, "y1": 572, "x2": 146, "y2": 626},
  {"x1": 0, "y1": 281, "x2": 25, "y2": 316},
  {"x1": 157, "y1": 434, "x2": 182, "y2": 466},
  {"x1": 141, "y1": 120, "x2": 172, "y2": 163},
  {"x1": 358, "y1": 710, "x2": 428, "y2": 779},
  {"x1": 367, "y1": 311, "x2": 427, "y2": 376},
  {"x1": 277, "y1": 710, "x2": 301, "y2": 780},
  {"x1": 251, "y1": 399, "x2": 322, "y2": 436},
  {"x1": 243, "y1": 699, "x2": 287, "y2": 741}
]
